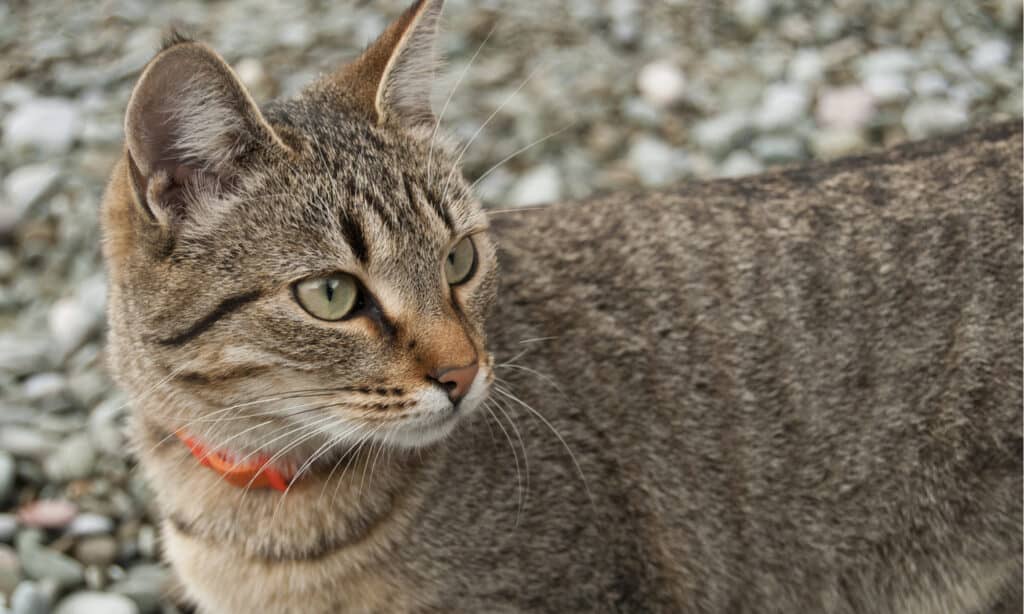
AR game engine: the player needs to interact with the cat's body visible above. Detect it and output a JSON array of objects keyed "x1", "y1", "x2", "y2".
[{"x1": 102, "y1": 1, "x2": 1022, "y2": 612}]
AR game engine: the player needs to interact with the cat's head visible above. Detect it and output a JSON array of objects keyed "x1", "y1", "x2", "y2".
[{"x1": 103, "y1": 0, "x2": 497, "y2": 453}]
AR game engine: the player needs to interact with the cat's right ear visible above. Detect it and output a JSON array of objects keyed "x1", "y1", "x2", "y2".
[{"x1": 124, "y1": 38, "x2": 289, "y2": 228}]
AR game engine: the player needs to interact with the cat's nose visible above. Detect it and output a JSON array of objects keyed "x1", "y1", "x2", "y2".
[{"x1": 428, "y1": 362, "x2": 479, "y2": 404}]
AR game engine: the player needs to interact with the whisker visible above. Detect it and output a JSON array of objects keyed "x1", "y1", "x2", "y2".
[
  {"x1": 468, "y1": 122, "x2": 576, "y2": 193},
  {"x1": 484, "y1": 401, "x2": 524, "y2": 526}
]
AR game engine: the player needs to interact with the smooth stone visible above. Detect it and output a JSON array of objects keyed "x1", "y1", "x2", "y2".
[
  {"x1": 10, "y1": 580, "x2": 51, "y2": 614},
  {"x1": 788, "y1": 49, "x2": 825, "y2": 83},
  {"x1": 136, "y1": 526, "x2": 156, "y2": 560},
  {"x1": 627, "y1": 136, "x2": 689, "y2": 187},
  {"x1": 48, "y1": 280, "x2": 105, "y2": 360},
  {"x1": 734, "y1": 0, "x2": 772, "y2": 29},
  {"x1": 44, "y1": 434, "x2": 96, "y2": 482},
  {"x1": 3, "y1": 164, "x2": 61, "y2": 221},
  {"x1": 0, "y1": 544, "x2": 19, "y2": 596},
  {"x1": 109, "y1": 564, "x2": 168, "y2": 614},
  {"x1": 751, "y1": 135, "x2": 804, "y2": 163},
  {"x1": 0, "y1": 427, "x2": 58, "y2": 459},
  {"x1": 88, "y1": 398, "x2": 126, "y2": 455},
  {"x1": 913, "y1": 71, "x2": 948, "y2": 97},
  {"x1": 863, "y1": 72, "x2": 910, "y2": 103},
  {"x1": 637, "y1": 60, "x2": 687, "y2": 108},
  {"x1": 73, "y1": 536, "x2": 118, "y2": 567},
  {"x1": 510, "y1": 165, "x2": 562, "y2": 207},
  {"x1": 16, "y1": 531, "x2": 83, "y2": 590},
  {"x1": 816, "y1": 86, "x2": 875, "y2": 130},
  {"x1": 0, "y1": 452, "x2": 14, "y2": 502},
  {"x1": 691, "y1": 111, "x2": 752, "y2": 156},
  {"x1": 857, "y1": 47, "x2": 918, "y2": 79},
  {"x1": 17, "y1": 500, "x2": 77, "y2": 530},
  {"x1": 719, "y1": 150, "x2": 764, "y2": 178},
  {"x1": 0, "y1": 334, "x2": 52, "y2": 376},
  {"x1": 67, "y1": 514, "x2": 114, "y2": 538},
  {"x1": 969, "y1": 39, "x2": 1011, "y2": 74},
  {"x1": 0, "y1": 514, "x2": 18, "y2": 542},
  {"x1": 903, "y1": 99, "x2": 969, "y2": 139},
  {"x1": 812, "y1": 128, "x2": 867, "y2": 159},
  {"x1": 54, "y1": 591, "x2": 139, "y2": 614},
  {"x1": 2, "y1": 98, "x2": 81, "y2": 154},
  {"x1": 22, "y1": 372, "x2": 67, "y2": 401},
  {"x1": 756, "y1": 82, "x2": 809, "y2": 131}
]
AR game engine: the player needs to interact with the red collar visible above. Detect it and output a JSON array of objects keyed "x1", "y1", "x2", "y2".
[{"x1": 176, "y1": 430, "x2": 295, "y2": 492}]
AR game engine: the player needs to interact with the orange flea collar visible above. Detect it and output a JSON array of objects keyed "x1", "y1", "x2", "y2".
[{"x1": 175, "y1": 430, "x2": 294, "y2": 492}]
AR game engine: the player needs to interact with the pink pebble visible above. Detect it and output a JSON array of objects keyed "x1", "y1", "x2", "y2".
[{"x1": 17, "y1": 499, "x2": 78, "y2": 529}]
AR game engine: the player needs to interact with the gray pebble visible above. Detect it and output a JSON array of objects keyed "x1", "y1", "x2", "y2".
[
  {"x1": 73, "y1": 536, "x2": 119, "y2": 567},
  {"x1": 0, "y1": 544, "x2": 20, "y2": 597},
  {"x1": 0, "y1": 452, "x2": 14, "y2": 502},
  {"x1": 691, "y1": 111, "x2": 752, "y2": 157},
  {"x1": 88, "y1": 398, "x2": 127, "y2": 455},
  {"x1": 0, "y1": 514, "x2": 18, "y2": 542},
  {"x1": 22, "y1": 372, "x2": 68, "y2": 402},
  {"x1": 10, "y1": 580, "x2": 51, "y2": 614},
  {"x1": 719, "y1": 150, "x2": 764, "y2": 178},
  {"x1": 54, "y1": 591, "x2": 139, "y2": 614},
  {"x1": 903, "y1": 99, "x2": 969, "y2": 139},
  {"x1": 751, "y1": 135, "x2": 804, "y2": 163},
  {"x1": 16, "y1": 531, "x2": 84, "y2": 590},
  {"x1": 109, "y1": 564, "x2": 169, "y2": 614},
  {"x1": 0, "y1": 427, "x2": 58, "y2": 460},
  {"x1": 510, "y1": 165, "x2": 562, "y2": 207},
  {"x1": 3, "y1": 164, "x2": 62, "y2": 223},
  {"x1": 627, "y1": 137, "x2": 689, "y2": 187},
  {"x1": 67, "y1": 514, "x2": 114, "y2": 538},
  {"x1": 756, "y1": 83, "x2": 810, "y2": 131},
  {"x1": 2, "y1": 98, "x2": 81, "y2": 154},
  {"x1": 44, "y1": 434, "x2": 97, "y2": 482}
]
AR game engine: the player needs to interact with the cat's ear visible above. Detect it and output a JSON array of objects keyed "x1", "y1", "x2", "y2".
[
  {"x1": 331, "y1": 0, "x2": 443, "y2": 128},
  {"x1": 124, "y1": 38, "x2": 289, "y2": 227}
]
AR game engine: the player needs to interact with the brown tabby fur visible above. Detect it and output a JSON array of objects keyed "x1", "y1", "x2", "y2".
[{"x1": 102, "y1": 1, "x2": 1023, "y2": 612}]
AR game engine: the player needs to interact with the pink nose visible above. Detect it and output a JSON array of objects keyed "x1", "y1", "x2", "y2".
[{"x1": 429, "y1": 362, "x2": 479, "y2": 404}]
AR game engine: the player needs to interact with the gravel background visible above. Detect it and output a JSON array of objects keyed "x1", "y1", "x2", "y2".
[{"x1": 1, "y1": 0, "x2": 1021, "y2": 612}]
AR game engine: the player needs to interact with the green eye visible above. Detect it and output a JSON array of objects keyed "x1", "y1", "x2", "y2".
[
  {"x1": 445, "y1": 237, "x2": 476, "y2": 285},
  {"x1": 294, "y1": 274, "x2": 360, "y2": 321}
]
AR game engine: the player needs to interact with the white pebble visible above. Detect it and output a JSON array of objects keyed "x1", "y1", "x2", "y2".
[
  {"x1": 627, "y1": 136, "x2": 689, "y2": 187},
  {"x1": 510, "y1": 165, "x2": 562, "y2": 207},
  {"x1": 637, "y1": 61, "x2": 687, "y2": 108},
  {"x1": 3, "y1": 98, "x2": 81, "y2": 154},
  {"x1": 863, "y1": 72, "x2": 910, "y2": 103},
  {"x1": 3, "y1": 163, "x2": 62, "y2": 219},
  {"x1": 719, "y1": 151, "x2": 763, "y2": 178},
  {"x1": 913, "y1": 71, "x2": 948, "y2": 98},
  {"x1": 22, "y1": 372, "x2": 67, "y2": 401},
  {"x1": 812, "y1": 128, "x2": 867, "y2": 159},
  {"x1": 67, "y1": 513, "x2": 114, "y2": 537},
  {"x1": 692, "y1": 111, "x2": 752, "y2": 155},
  {"x1": 903, "y1": 99, "x2": 969, "y2": 139},
  {"x1": 734, "y1": 0, "x2": 772, "y2": 29},
  {"x1": 788, "y1": 49, "x2": 825, "y2": 83},
  {"x1": 54, "y1": 591, "x2": 139, "y2": 614},
  {"x1": 756, "y1": 83, "x2": 810, "y2": 131},
  {"x1": 969, "y1": 39, "x2": 1011, "y2": 74},
  {"x1": 816, "y1": 86, "x2": 875, "y2": 130}
]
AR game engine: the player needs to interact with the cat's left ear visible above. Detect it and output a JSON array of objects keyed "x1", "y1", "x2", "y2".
[{"x1": 330, "y1": 0, "x2": 443, "y2": 128}]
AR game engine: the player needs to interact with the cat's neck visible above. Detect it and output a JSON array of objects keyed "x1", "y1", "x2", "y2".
[{"x1": 135, "y1": 413, "x2": 441, "y2": 563}]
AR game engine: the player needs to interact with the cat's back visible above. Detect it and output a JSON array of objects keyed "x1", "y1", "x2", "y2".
[{"x1": 483, "y1": 122, "x2": 1022, "y2": 612}]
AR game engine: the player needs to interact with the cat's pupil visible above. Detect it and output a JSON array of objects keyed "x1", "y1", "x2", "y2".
[{"x1": 325, "y1": 282, "x2": 335, "y2": 302}]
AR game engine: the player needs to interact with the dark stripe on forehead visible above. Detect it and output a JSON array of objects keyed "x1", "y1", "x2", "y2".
[
  {"x1": 338, "y1": 210, "x2": 369, "y2": 263},
  {"x1": 405, "y1": 174, "x2": 453, "y2": 231},
  {"x1": 156, "y1": 290, "x2": 262, "y2": 346}
]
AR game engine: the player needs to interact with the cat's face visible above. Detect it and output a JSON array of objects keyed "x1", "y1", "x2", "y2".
[{"x1": 104, "y1": 0, "x2": 497, "y2": 454}]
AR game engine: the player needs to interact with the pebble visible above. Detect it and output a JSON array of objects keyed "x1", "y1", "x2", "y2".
[
  {"x1": 3, "y1": 163, "x2": 62, "y2": 222},
  {"x1": 857, "y1": 48, "x2": 918, "y2": 80},
  {"x1": 812, "y1": 128, "x2": 867, "y2": 159},
  {"x1": 16, "y1": 531, "x2": 83, "y2": 590},
  {"x1": 756, "y1": 83, "x2": 810, "y2": 131},
  {"x1": 751, "y1": 135, "x2": 804, "y2": 163},
  {"x1": 864, "y1": 72, "x2": 911, "y2": 104},
  {"x1": 44, "y1": 434, "x2": 97, "y2": 482},
  {"x1": 788, "y1": 49, "x2": 825, "y2": 84},
  {"x1": 48, "y1": 280, "x2": 106, "y2": 360},
  {"x1": 691, "y1": 111, "x2": 752, "y2": 156},
  {"x1": 0, "y1": 514, "x2": 18, "y2": 542},
  {"x1": 73, "y1": 536, "x2": 118, "y2": 567},
  {"x1": 902, "y1": 99, "x2": 969, "y2": 139},
  {"x1": 637, "y1": 61, "x2": 687, "y2": 108},
  {"x1": 816, "y1": 86, "x2": 875, "y2": 130},
  {"x1": 719, "y1": 151, "x2": 764, "y2": 178},
  {"x1": 10, "y1": 580, "x2": 51, "y2": 614},
  {"x1": 109, "y1": 564, "x2": 168, "y2": 614},
  {"x1": 734, "y1": 0, "x2": 773, "y2": 29},
  {"x1": 510, "y1": 165, "x2": 562, "y2": 207},
  {"x1": 67, "y1": 514, "x2": 114, "y2": 538},
  {"x1": 969, "y1": 39, "x2": 1011, "y2": 74},
  {"x1": 88, "y1": 397, "x2": 127, "y2": 455},
  {"x1": 0, "y1": 452, "x2": 14, "y2": 502},
  {"x1": 0, "y1": 426, "x2": 58, "y2": 459},
  {"x1": 22, "y1": 372, "x2": 68, "y2": 402},
  {"x1": 627, "y1": 136, "x2": 689, "y2": 187},
  {"x1": 0, "y1": 544, "x2": 19, "y2": 596},
  {"x1": 913, "y1": 71, "x2": 948, "y2": 98},
  {"x1": 2, "y1": 98, "x2": 81, "y2": 154},
  {"x1": 54, "y1": 591, "x2": 140, "y2": 614},
  {"x1": 17, "y1": 500, "x2": 77, "y2": 530}
]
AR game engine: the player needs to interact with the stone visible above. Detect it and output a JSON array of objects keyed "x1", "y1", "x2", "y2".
[
  {"x1": 913, "y1": 71, "x2": 948, "y2": 98},
  {"x1": 3, "y1": 163, "x2": 61, "y2": 222},
  {"x1": 54, "y1": 591, "x2": 139, "y2": 614},
  {"x1": 863, "y1": 72, "x2": 910, "y2": 103},
  {"x1": 756, "y1": 83, "x2": 809, "y2": 131},
  {"x1": 0, "y1": 514, "x2": 18, "y2": 542},
  {"x1": 10, "y1": 580, "x2": 51, "y2": 614},
  {"x1": 626, "y1": 136, "x2": 689, "y2": 187},
  {"x1": 67, "y1": 514, "x2": 114, "y2": 538},
  {"x1": 734, "y1": 0, "x2": 772, "y2": 29},
  {"x1": 43, "y1": 435, "x2": 96, "y2": 482},
  {"x1": 969, "y1": 39, "x2": 1011, "y2": 74},
  {"x1": 88, "y1": 397, "x2": 127, "y2": 455},
  {"x1": 16, "y1": 531, "x2": 83, "y2": 590},
  {"x1": 48, "y1": 276, "x2": 107, "y2": 360},
  {"x1": 0, "y1": 452, "x2": 14, "y2": 502},
  {"x1": 0, "y1": 427, "x2": 58, "y2": 459},
  {"x1": 17, "y1": 500, "x2": 77, "y2": 530},
  {"x1": 2, "y1": 98, "x2": 81, "y2": 154},
  {"x1": 510, "y1": 165, "x2": 562, "y2": 207},
  {"x1": 73, "y1": 536, "x2": 118, "y2": 567},
  {"x1": 816, "y1": 86, "x2": 875, "y2": 130},
  {"x1": 691, "y1": 111, "x2": 752, "y2": 156},
  {"x1": 637, "y1": 61, "x2": 687, "y2": 108},
  {"x1": 0, "y1": 544, "x2": 20, "y2": 596},
  {"x1": 22, "y1": 372, "x2": 67, "y2": 401},
  {"x1": 751, "y1": 135, "x2": 804, "y2": 163},
  {"x1": 812, "y1": 128, "x2": 867, "y2": 159},
  {"x1": 109, "y1": 564, "x2": 168, "y2": 614},
  {"x1": 788, "y1": 49, "x2": 825, "y2": 83},
  {"x1": 856, "y1": 48, "x2": 918, "y2": 80},
  {"x1": 719, "y1": 150, "x2": 763, "y2": 178},
  {"x1": 903, "y1": 99, "x2": 969, "y2": 139}
]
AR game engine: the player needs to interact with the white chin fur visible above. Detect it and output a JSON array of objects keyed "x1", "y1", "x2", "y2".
[{"x1": 381, "y1": 365, "x2": 491, "y2": 449}]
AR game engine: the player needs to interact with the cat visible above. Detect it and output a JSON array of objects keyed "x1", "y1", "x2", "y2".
[{"x1": 101, "y1": 0, "x2": 1023, "y2": 612}]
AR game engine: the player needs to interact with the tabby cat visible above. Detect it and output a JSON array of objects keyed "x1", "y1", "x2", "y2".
[{"x1": 101, "y1": 0, "x2": 1023, "y2": 612}]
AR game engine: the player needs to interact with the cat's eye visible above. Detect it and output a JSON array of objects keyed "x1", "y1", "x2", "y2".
[
  {"x1": 445, "y1": 237, "x2": 477, "y2": 285},
  {"x1": 293, "y1": 274, "x2": 360, "y2": 321}
]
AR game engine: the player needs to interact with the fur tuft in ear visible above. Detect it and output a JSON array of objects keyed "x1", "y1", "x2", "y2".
[
  {"x1": 124, "y1": 41, "x2": 287, "y2": 227},
  {"x1": 330, "y1": 0, "x2": 443, "y2": 127}
]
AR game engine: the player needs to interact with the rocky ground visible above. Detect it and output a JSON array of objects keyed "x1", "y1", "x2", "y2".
[{"x1": 1, "y1": 0, "x2": 1021, "y2": 612}]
